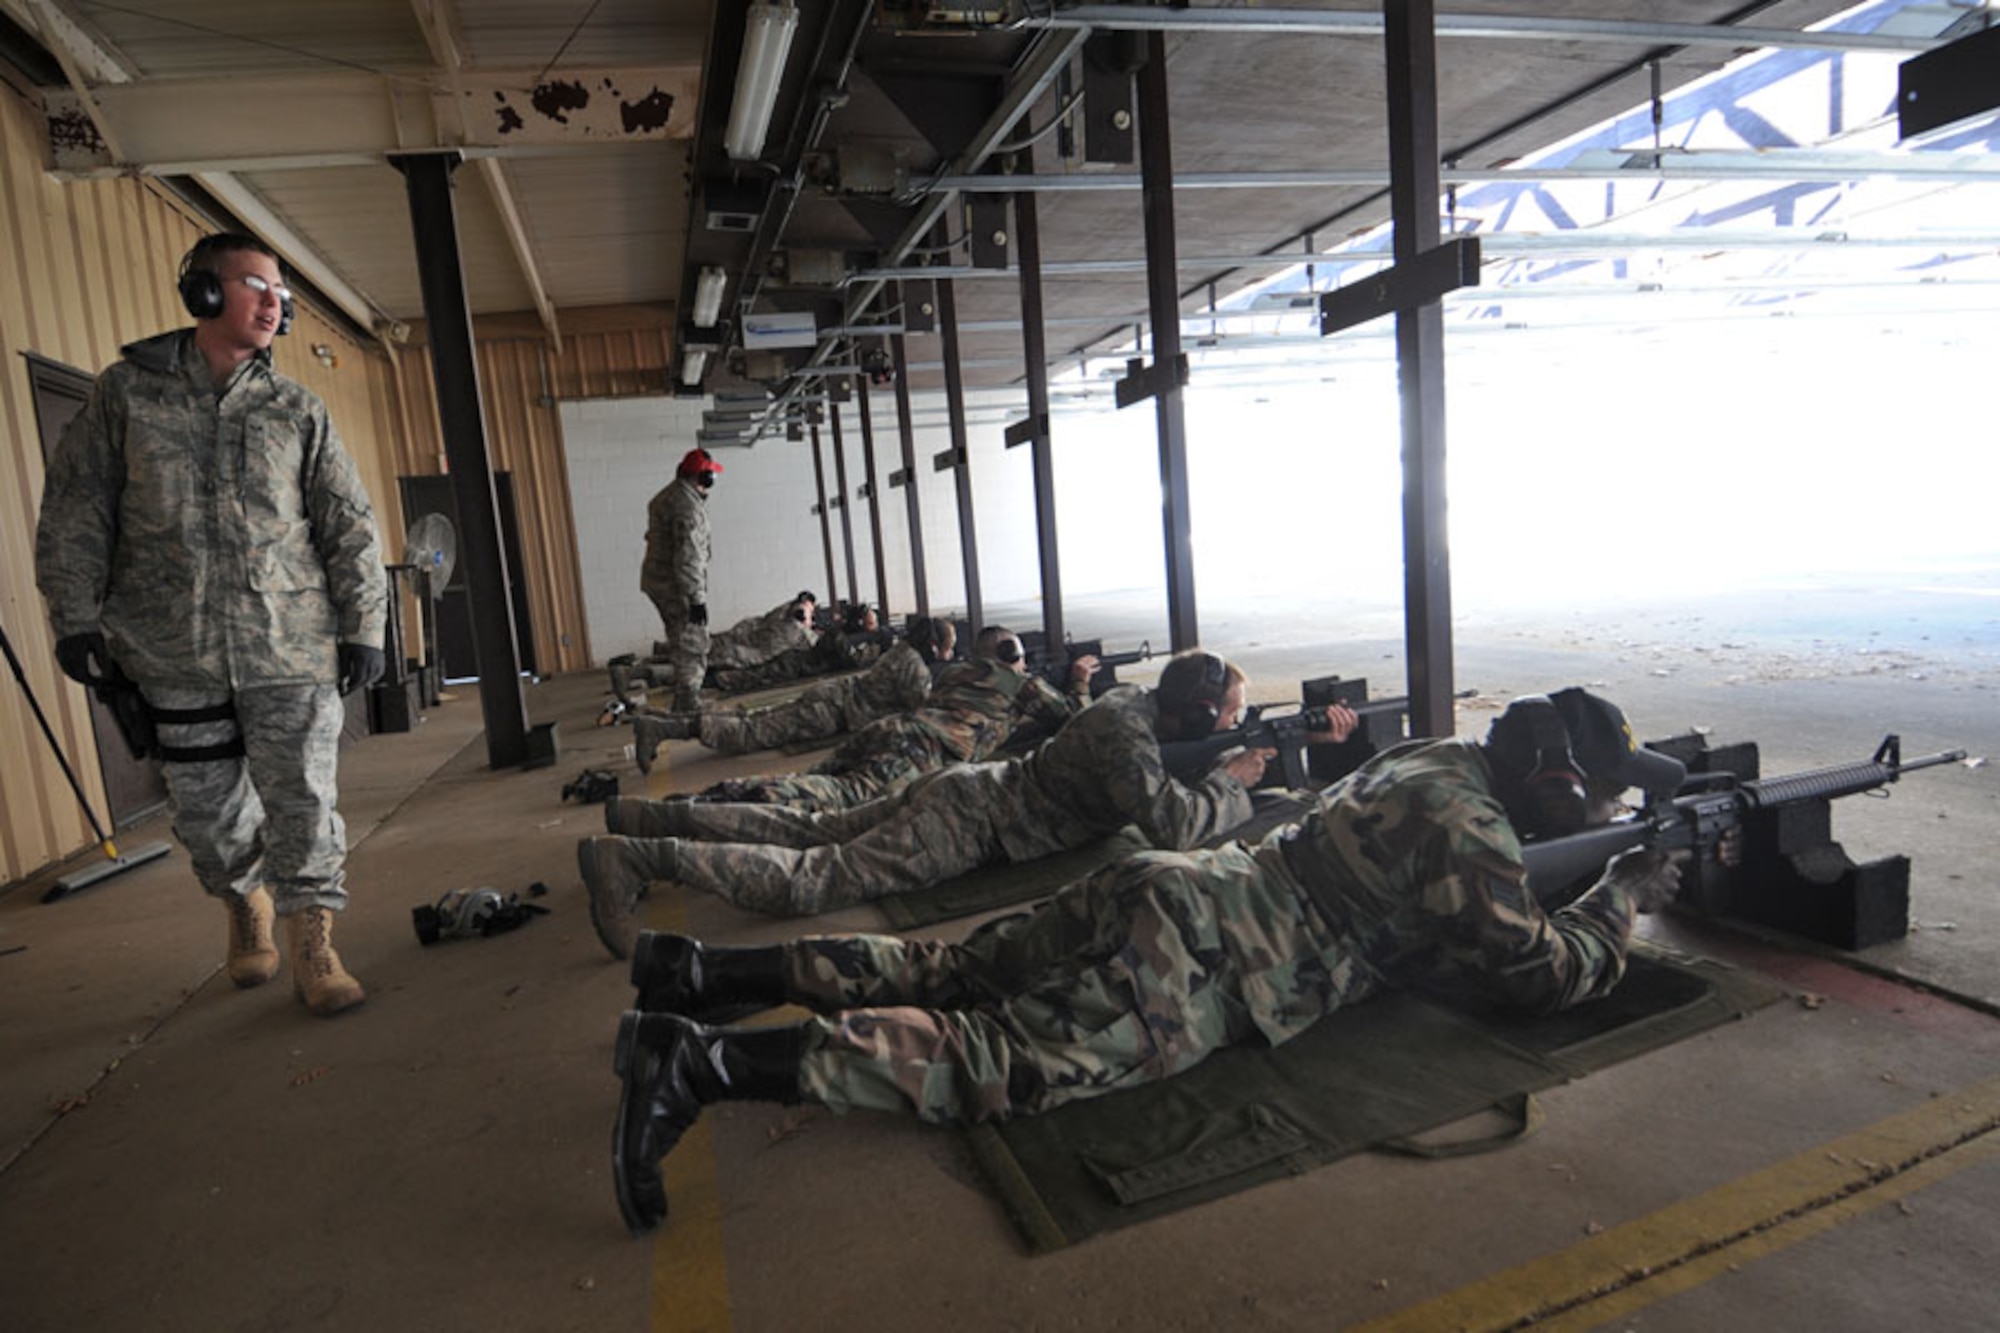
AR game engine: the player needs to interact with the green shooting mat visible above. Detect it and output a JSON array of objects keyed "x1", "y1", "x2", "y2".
[
  {"x1": 876, "y1": 789, "x2": 1315, "y2": 931},
  {"x1": 962, "y1": 944, "x2": 1785, "y2": 1253}
]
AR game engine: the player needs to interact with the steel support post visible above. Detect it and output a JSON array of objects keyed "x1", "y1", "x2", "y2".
[
  {"x1": 388, "y1": 151, "x2": 529, "y2": 769},
  {"x1": 808, "y1": 421, "x2": 839, "y2": 609},
  {"x1": 1137, "y1": 32, "x2": 1199, "y2": 652},
  {"x1": 828, "y1": 401, "x2": 861, "y2": 607},
  {"x1": 937, "y1": 274, "x2": 984, "y2": 633},
  {"x1": 890, "y1": 334, "x2": 931, "y2": 617},
  {"x1": 1386, "y1": 0, "x2": 1457, "y2": 737},
  {"x1": 855, "y1": 379, "x2": 892, "y2": 620},
  {"x1": 1014, "y1": 177, "x2": 1066, "y2": 650}
]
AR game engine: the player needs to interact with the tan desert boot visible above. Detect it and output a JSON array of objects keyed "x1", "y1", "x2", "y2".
[
  {"x1": 286, "y1": 907, "x2": 366, "y2": 1016},
  {"x1": 224, "y1": 886, "x2": 280, "y2": 988}
]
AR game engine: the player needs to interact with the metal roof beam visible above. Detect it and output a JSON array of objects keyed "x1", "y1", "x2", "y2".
[
  {"x1": 192, "y1": 173, "x2": 391, "y2": 336},
  {"x1": 929, "y1": 151, "x2": 2000, "y2": 191},
  {"x1": 754, "y1": 27, "x2": 1088, "y2": 444},
  {"x1": 1028, "y1": 7, "x2": 1944, "y2": 54},
  {"x1": 42, "y1": 66, "x2": 698, "y2": 177},
  {"x1": 849, "y1": 228, "x2": 2000, "y2": 282},
  {"x1": 410, "y1": 0, "x2": 561, "y2": 349}
]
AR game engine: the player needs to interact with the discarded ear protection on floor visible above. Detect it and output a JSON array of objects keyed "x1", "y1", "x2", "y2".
[{"x1": 413, "y1": 888, "x2": 550, "y2": 945}]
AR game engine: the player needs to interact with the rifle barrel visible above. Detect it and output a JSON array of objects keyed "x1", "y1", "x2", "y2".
[
  {"x1": 1744, "y1": 746, "x2": 1966, "y2": 808},
  {"x1": 1333, "y1": 686, "x2": 1476, "y2": 717}
]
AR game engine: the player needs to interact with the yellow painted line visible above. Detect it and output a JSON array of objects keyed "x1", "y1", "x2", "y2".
[
  {"x1": 641, "y1": 871, "x2": 735, "y2": 1332},
  {"x1": 650, "y1": 1115, "x2": 731, "y2": 1331},
  {"x1": 1351, "y1": 1072, "x2": 2000, "y2": 1333}
]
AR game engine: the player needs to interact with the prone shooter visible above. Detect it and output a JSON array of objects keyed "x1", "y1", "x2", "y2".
[{"x1": 1522, "y1": 732, "x2": 1964, "y2": 948}]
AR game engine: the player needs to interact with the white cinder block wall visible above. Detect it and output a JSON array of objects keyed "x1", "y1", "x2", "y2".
[
  {"x1": 561, "y1": 396, "x2": 835, "y2": 662},
  {"x1": 558, "y1": 387, "x2": 1175, "y2": 667}
]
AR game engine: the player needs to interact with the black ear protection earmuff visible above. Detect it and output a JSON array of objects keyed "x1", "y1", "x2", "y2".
[
  {"x1": 177, "y1": 242, "x2": 224, "y2": 321},
  {"x1": 178, "y1": 236, "x2": 293, "y2": 335},
  {"x1": 1161, "y1": 651, "x2": 1229, "y2": 740},
  {"x1": 1500, "y1": 696, "x2": 1590, "y2": 839}
]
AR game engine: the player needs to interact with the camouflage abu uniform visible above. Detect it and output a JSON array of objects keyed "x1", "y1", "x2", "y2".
[
  {"x1": 639, "y1": 476, "x2": 708, "y2": 708},
  {"x1": 705, "y1": 600, "x2": 815, "y2": 672},
  {"x1": 708, "y1": 632, "x2": 852, "y2": 694},
  {"x1": 700, "y1": 639, "x2": 933, "y2": 753},
  {"x1": 678, "y1": 656, "x2": 1085, "y2": 816},
  {"x1": 35, "y1": 331, "x2": 386, "y2": 913},
  {"x1": 772, "y1": 737, "x2": 1639, "y2": 1123},
  {"x1": 647, "y1": 684, "x2": 1252, "y2": 915}
]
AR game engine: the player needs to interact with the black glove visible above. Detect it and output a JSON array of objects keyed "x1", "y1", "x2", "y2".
[
  {"x1": 687, "y1": 601, "x2": 708, "y2": 627},
  {"x1": 337, "y1": 643, "x2": 386, "y2": 696},
  {"x1": 55, "y1": 631, "x2": 111, "y2": 685}
]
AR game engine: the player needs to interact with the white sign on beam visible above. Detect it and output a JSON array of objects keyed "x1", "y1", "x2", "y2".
[{"x1": 742, "y1": 311, "x2": 820, "y2": 350}]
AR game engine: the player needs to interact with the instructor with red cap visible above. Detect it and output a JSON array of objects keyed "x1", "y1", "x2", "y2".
[{"x1": 640, "y1": 447, "x2": 722, "y2": 712}]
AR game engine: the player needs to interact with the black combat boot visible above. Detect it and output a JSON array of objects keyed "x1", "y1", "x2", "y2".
[
  {"x1": 611, "y1": 1012, "x2": 807, "y2": 1233},
  {"x1": 629, "y1": 930, "x2": 792, "y2": 1021}
]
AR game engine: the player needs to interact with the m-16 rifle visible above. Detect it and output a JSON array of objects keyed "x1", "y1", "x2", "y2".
[
  {"x1": 1523, "y1": 734, "x2": 1965, "y2": 949},
  {"x1": 1034, "y1": 637, "x2": 1155, "y2": 697},
  {"x1": 836, "y1": 622, "x2": 903, "y2": 663},
  {"x1": 1161, "y1": 695, "x2": 1429, "y2": 791}
]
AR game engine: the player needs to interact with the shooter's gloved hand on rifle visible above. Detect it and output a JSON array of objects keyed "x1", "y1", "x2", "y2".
[
  {"x1": 54, "y1": 631, "x2": 112, "y2": 685},
  {"x1": 1602, "y1": 845, "x2": 1690, "y2": 913}
]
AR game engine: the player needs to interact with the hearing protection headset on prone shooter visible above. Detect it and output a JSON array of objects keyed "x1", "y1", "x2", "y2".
[
  {"x1": 1494, "y1": 695, "x2": 1590, "y2": 839},
  {"x1": 178, "y1": 235, "x2": 294, "y2": 335},
  {"x1": 1161, "y1": 651, "x2": 1230, "y2": 740}
]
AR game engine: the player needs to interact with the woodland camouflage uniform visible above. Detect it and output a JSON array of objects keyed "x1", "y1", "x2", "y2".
[
  {"x1": 643, "y1": 684, "x2": 1252, "y2": 915},
  {"x1": 776, "y1": 737, "x2": 1640, "y2": 1122},
  {"x1": 35, "y1": 331, "x2": 385, "y2": 913}
]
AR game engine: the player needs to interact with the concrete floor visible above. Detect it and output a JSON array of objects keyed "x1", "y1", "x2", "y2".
[{"x1": 2, "y1": 589, "x2": 1997, "y2": 1333}]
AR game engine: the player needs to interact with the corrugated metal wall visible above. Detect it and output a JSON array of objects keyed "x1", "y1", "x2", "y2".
[
  {"x1": 1, "y1": 69, "x2": 680, "y2": 888},
  {"x1": 0, "y1": 80, "x2": 404, "y2": 888}
]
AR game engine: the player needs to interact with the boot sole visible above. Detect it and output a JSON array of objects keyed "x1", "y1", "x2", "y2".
[
  {"x1": 228, "y1": 957, "x2": 280, "y2": 989},
  {"x1": 611, "y1": 1011, "x2": 669, "y2": 1233}
]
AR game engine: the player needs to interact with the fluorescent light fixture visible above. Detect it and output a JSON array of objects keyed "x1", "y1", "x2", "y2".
[
  {"x1": 724, "y1": 2, "x2": 798, "y2": 161},
  {"x1": 680, "y1": 347, "x2": 710, "y2": 388},
  {"x1": 691, "y1": 266, "x2": 727, "y2": 328}
]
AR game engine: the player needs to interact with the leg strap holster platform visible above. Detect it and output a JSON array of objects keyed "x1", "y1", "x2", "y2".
[{"x1": 147, "y1": 699, "x2": 245, "y2": 763}]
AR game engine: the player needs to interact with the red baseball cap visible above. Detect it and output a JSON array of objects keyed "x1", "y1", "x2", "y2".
[{"x1": 678, "y1": 447, "x2": 723, "y2": 477}]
